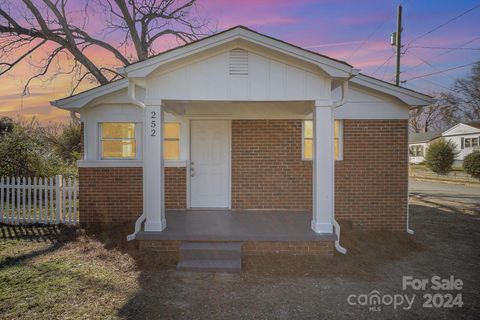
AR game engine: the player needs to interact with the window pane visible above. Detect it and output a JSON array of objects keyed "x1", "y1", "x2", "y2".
[
  {"x1": 102, "y1": 140, "x2": 136, "y2": 158},
  {"x1": 334, "y1": 138, "x2": 339, "y2": 160},
  {"x1": 164, "y1": 123, "x2": 180, "y2": 139},
  {"x1": 102, "y1": 123, "x2": 135, "y2": 139},
  {"x1": 164, "y1": 140, "x2": 180, "y2": 160},
  {"x1": 418, "y1": 146, "x2": 424, "y2": 156},
  {"x1": 334, "y1": 120, "x2": 340, "y2": 139},
  {"x1": 304, "y1": 120, "x2": 313, "y2": 138},
  {"x1": 304, "y1": 139, "x2": 313, "y2": 159}
]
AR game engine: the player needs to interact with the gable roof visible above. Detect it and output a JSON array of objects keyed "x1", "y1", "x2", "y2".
[
  {"x1": 124, "y1": 25, "x2": 352, "y2": 71},
  {"x1": 409, "y1": 131, "x2": 442, "y2": 144},
  {"x1": 51, "y1": 25, "x2": 433, "y2": 109},
  {"x1": 442, "y1": 121, "x2": 480, "y2": 136},
  {"x1": 118, "y1": 25, "x2": 353, "y2": 79}
]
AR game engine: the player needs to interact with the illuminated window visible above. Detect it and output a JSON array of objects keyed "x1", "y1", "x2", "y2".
[
  {"x1": 101, "y1": 123, "x2": 136, "y2": 159},
  {"x1": 164, "y1": 123, "x2": 180, "y2": 160},
  {"x1": 303, "y1": 120, "x2": 342, "y2": 160}
]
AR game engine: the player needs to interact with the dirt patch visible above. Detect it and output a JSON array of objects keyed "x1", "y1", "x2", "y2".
[
  {"x1": 1, "y1": 201, "x2": 479, "y2": 319},
  {"x1": 244, "y1": 229, "x2": 424, "y2": 279}
]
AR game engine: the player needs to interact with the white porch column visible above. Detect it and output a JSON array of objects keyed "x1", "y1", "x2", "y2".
[
  {"x1": 143, "y1": 103, "x2": 166, "y2": 232},
  {"x1": 311, "y1": 100, "x2": 334, "y2": 233}
]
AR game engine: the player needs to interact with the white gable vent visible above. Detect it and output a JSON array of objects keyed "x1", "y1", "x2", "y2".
[{"x1": 229, "y1": 48, "x2": 248, "y2": 76}]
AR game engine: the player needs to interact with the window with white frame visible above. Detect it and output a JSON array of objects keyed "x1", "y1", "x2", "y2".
[
  {"x1": 164, "y1": 123, "x2": 180, "y2": 160},
  {"x1": 100, "y1": 122, "x2": 137, "y2": 159},
  {"x1": 303, "y1": 120, "x2": 342, "y2": 160},
  {"x1": 463, "y1": 137, "x2": 479, "y2": 149},
  {"x1": 409, "y1": 145, "x2": 424, "y2": 157}
]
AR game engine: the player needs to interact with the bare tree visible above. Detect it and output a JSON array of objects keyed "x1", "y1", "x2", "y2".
[
  {"x1": 0, "y1": 0, "x2": 213, "y2": 95},
  {"x1": 442, "y1": 61, "x2": 480, "y2": 123},
  {"x1": 409, "y1": 94, "x2": 460, "y2": 133},
  {"x1": 409, "y1": 105, "x2": 443, "y2": 133}
]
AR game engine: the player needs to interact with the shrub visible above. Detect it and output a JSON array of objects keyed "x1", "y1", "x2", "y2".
[
  {"x1": 463, "y1": 151, "x2": 480, "y2": 178},
  {"x1": 0, "y1": 119, "x2": 76, "y2": 178},
  {"x1": 425, "y1": 138, "x2": 458, "y2": 174}
]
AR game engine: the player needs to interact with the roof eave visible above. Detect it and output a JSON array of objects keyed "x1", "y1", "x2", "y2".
[
  {"x1": 50, "y1": 79, "x2": 129, "y2": 109},
  {"x1": 352, "y1": 74, "x2": 434, "y2": 106}
]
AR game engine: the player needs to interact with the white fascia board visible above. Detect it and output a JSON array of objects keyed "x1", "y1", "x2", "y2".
[
  {"x1": 50, "y1": 79, "x2": 129, "y2": 109},
  {"x1": 442, "y1": 123, "x2": 463, "y2": 136},
  {"x1": 442, "y1": 123, "x2": 480, "y2": 136},
  {"x1": 351, "y1": 74, "x2": 434, "y2": 106},
  {"x1": 123, "y1": 27, "x2": 352, "y2": 78}
]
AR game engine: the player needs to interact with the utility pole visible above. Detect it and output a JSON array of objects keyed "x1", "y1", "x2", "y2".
[{"x1": 394, "y1": 5, "x2": 403, "y2": 86}]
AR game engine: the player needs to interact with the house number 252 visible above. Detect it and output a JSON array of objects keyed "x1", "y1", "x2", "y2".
[{"x1": 150, "y1": 111, "x2": 157, "y2": 137}]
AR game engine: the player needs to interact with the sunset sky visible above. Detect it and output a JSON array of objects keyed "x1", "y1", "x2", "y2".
[{"x1": 0, "y1": 0, "x2": 479, "y2": 123}]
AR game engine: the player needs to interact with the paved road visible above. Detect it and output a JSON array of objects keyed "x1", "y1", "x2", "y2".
[{"x1": 409, "y1": 179, "x2": 480, "y2": 205}]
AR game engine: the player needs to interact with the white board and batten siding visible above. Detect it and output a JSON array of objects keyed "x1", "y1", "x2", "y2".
[
  {"x1": 145, "y1": 48, "x2": 331, "y2": 102},
  {"x1": 0, "y1": 175, "x2": 78, "y2": 225}
]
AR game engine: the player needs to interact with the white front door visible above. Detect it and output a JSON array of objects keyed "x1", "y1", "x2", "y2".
[{"x1": 190, "y1": 120, "x2": 230, "y2": 208}]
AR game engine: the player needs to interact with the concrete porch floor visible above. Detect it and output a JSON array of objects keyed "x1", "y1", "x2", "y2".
[{"x1": 135, "y1": 210, "x2": 336, "y2": 241}]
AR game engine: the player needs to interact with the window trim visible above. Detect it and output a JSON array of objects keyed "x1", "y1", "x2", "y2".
[
  {"x1": 302, "y1": 119, "x2": 343, "y2": 161},
  {"x1": 409, "y1": 145, "x2": 424, "y2": 157},
  {"x1": 464, "y1": 137, "x2": 479, "y2": 149},
  {"x1": 99, "y1": 122, "x2": 139, "y2": 160},
  {"x1": 164, "y1": 122, "x2": 181, "y2": 161}
]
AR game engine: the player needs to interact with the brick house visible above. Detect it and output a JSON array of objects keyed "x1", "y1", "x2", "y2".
[{"x1": 51, "y1": 26, "x2": 432, "y2": 261}]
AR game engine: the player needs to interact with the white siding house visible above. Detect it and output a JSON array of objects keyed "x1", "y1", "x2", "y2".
[
  {"x1": 442, "y1": 122, "x2": 480, "y2": 163},
  {"x1": 408, "y1": 131, "x2": 441, "y2": 164}
]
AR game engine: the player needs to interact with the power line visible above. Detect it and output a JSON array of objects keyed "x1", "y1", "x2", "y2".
[
  {"x1": 404, "y1": 4, "x2": 480, "y2": 48},
  {"x1": 371, "y1": 50, "x2": 395, "y2": 75},
  {"x1": 402, "y1": 62, "x2": 477, "y2": 81},
  {"x1": 403, "y1": 36, "x2": 480, "y2": 73},
  {"x1": 410, "y1": 45, "x2": 480, "y2": 50},
  {"x1": 404, "y1": 72, "x2": 455, "y2": 91},
  {"x1": 347, "y1": 18, "x2": 389, "y2": 60},
  {"x1": 347, "y1": 0, "x2": 411, "y2": 60},
  {"x1": 407, "y1": 51, "x2": 456, "y2": 81}
]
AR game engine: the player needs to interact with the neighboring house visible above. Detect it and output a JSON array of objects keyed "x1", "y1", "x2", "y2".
[
  {"x1": 442, "y1": 122, "x2": 480, "y2": 164},
  {"x1": 51, "y1": 26, "x2": 432, "y2": 260},
  {"x1": 408, "y1": 131, "x2": 441, "y2": 164}
]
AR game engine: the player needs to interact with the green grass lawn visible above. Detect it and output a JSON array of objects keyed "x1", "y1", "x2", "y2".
[{"x1": 0, "y1": 224, "x2": 138, "y2": 319}]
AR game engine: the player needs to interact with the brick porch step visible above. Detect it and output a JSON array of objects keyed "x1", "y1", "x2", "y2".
[{"x1": 177, "y1": 242, "x2": 242, "y2": 273}]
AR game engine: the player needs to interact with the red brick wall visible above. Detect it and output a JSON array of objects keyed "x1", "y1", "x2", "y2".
[
  {"x1": 78, "y1": 119, "x2": 407, "y2": 231},
  {"x1": 231, "y1": 119, "x2": 407, "y2": 231},
  {"x1": 79, "y1": 167, "x2": 143, "y2": 225},
  {"x1": 165, "y1": 167, "x2": 187, "y2": 209},
  {"x1": 78, "y1": 167, "x2": 186, "y2": 225},
  {"x1": 335, "y1": 120, "x2": 408, "y2": 231},
  {"x1": 231, "y1": 120, "x2": 312, "y2": 210}
]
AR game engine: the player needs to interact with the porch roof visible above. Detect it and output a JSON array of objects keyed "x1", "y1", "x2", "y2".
[{"x1": 134, "y1": 210, "x2": 336, "y2": 242}]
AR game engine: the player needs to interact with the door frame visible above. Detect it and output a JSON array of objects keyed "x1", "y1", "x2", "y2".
[{"x1": 187, "y1": 119, "x2": 232, "y2": 209}]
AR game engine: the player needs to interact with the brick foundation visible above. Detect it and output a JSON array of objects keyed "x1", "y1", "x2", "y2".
[{"x1": 138, "y1": 240, "x2": 334, "y2": 257}]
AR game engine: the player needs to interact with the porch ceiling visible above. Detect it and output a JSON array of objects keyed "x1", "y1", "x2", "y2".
[
  {"x1": 135, "y1": 210, "x2": 336, "y2": 242},
  {"x1": 164, "y1": 100, "x2": 313, "y2": 118}
]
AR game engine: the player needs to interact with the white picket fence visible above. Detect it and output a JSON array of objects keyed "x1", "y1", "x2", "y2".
[{"x1": 0, "y1": 175, "x2": 78, "y2": 225}]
